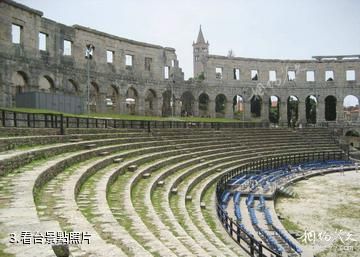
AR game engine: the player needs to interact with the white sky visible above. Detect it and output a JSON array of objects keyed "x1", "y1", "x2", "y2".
[{"x1": 16, "y1": 0, "x2": 360, "y2": 106}]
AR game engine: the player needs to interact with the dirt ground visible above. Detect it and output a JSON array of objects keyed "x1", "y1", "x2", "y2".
[{"x1": 275, "y1": 170, "x2": 360, "y2": 257}]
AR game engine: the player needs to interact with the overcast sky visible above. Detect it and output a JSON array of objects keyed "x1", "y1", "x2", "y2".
[{"x1": 17, "y1": 0, "x2": 360, "y2": 83}]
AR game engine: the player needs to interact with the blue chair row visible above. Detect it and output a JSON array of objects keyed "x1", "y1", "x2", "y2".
[
  {"x1": 258, "y1": 195, "x2": 265, "y2": 210},
  {"x1": 248, "y1": 207, "x2": 258, "y2": 225},
  {"x1": 257, "y1": 226, "x2": 283, "y2": 254},
  {"x1": 233, "y1": 191, "x2": 242, "y2": 221},
  {"x1": 264, "y1": 208, "x2": 273, "y2": 225},
  {"x1": 273, "y1": 225, "x2": 302, "y2": 254},
  {"x1": 239, "y1": 224, "x2": 254, "y2": 238},
  {"x1": 220, "y1": 191, "x2": 231, "y2": 210},
  {"x1": 246, "y1": 194, "x2": 254, "y2": 207},
  {"x1": 228, "y1": 174, "x2": 247, "y2": 186}
]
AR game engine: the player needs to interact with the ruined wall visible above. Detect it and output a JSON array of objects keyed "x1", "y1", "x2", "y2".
[
  {"x1": 0, "y1": 0, "x2": 184, "y2": 116},
  {"x1": 192, "y1": 26, "x2": 360, "y2": 122},
  {"x1": 1, "y1": 0, "x2": 359, "y2": 123}
]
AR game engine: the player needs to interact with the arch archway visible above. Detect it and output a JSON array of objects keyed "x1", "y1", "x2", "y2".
[
  {"x1": 287, "y1": 95, "x2": 299, "y2": 126},
  {"x1": 65, "y1": 79, "x2": 79, "y2": 96},
  {"x1": 39, "y1": 75, "x2": 55, "y2": 93},
  {"x1": 11, "y1": 71, "x2": 28, "y2": 105},
  {"x1": 250, "y1": 95, "x2": 262, "y2": 118},
  {"x1": 325, "y1": 95, "x2": 337, "y2": 121},
  {"x1": 306, "y1": 95, "x2": 317, "y2": 124},
  {"x1": 89, "y1": 82, "x2": 100, "y2": 112},
  {"x1": 161, "y1": 90, "x2": 174, "y2": 117},
  {"x1": 343, "y1": 95, "x2": 359, "y2": 121},
  {"x1": 233, "y1": 94, "x2": 244, "y2": 119},
  {"x1": 106, "y1": 85, "x2": 119, "y2": 111},
  {"x1": 269, "y1": 95, "x2": 280, "y2": 123},
  {"x1": 199, "y1": 93, "x2": 209, "y2": 117},
  {"x1": 181, "y1": 91, "x2": 195, "y2": 116},
  {"x1": 145, "y1": 89, "x2": 157, "y2": 116},
  {"x1": 126, "y1": 87, "x2": 138, "y2": 115},
  {"x1": 215, "y1": 94, "x2": 227, "y2": 117}
]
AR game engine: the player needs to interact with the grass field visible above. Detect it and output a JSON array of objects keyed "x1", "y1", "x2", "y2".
[{"x1": 1, "y1": 107, "x2": 261, "y2": 123}]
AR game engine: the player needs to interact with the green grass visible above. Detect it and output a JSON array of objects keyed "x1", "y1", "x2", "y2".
[{"x1": 3, "y1": 107, "x2": 260, "y2": 123}]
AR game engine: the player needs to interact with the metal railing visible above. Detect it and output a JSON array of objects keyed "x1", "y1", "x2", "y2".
[
  {"x1": 0, "y1": 108, "x2": 271, "y2": 134},
  {"x1": 215, "y1": 150, "x2": 345, "y2": 257}
]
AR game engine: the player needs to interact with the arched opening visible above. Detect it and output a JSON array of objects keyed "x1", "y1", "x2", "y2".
[
  {"x1": 269, "y1": 95, "x2": 280, "y2": 123},
  {"x1": 215, "y1": 94, "x2": 227, "y2": 118},
  {"x1": 161, "y1": 90, "x2": 175, "y2": 117},
  {"x1": 250, "y1": 95, "x2": 262, "y2": 118},
  {"x1": 287, "y1": 95, "x2": 299, "y2": 127},
  {"x1": 145, "y1": 89, "x2": 157, "y2": 116},
  {"x1": 106, "y1": 85, "x2": 119, "y2": 111},
  {"x1": 345, "y1": 130, "x2": 360, "y2": 137},
  {"x1": 343, "y1": 95, "x2": 359, "y2": 121},
  {"x1": 306, "y1": 95, "x2": 317, "y2": 124},
  {"x1": 65, "y1": 79, "x2": 79, "y2": 96},
  {"x1": 11, "y1": 71, "x2": 28, "y2": 105},
  {"x1": 325, "y1": 95, "x2": 337, "y2": 121},
  {"x1": 126, "y1": 87, "x2": 138, "y2": 115},
  {"x1": 181, "y1": 91, "x2": 195, "y2": 116},
  {"x1": 39, "y1": 75, "x2": 55, "y2": 93},
  {"x1": 233, "y1": 94, "x2": 244, "y2": 119},
  {"x1": 199, "y1": 93, "x2": 209, "y2": 117},
  {"x1": 89, "y1": 82, "x2": 100, "y2": 112}
]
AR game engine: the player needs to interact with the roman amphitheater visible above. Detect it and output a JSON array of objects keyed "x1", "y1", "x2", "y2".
[{"x1": 0, "y1": 1, "x2": 359, "y2": 257}]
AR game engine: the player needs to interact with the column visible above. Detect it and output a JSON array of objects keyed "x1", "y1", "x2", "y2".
[
  {"x1": 193, "y1": 100, "x2": 199, "y2": 117},
  {"x1": 262, "y1": 98, "x2": 269, "y2": 122},
  {"x1": 208, "y1": 100, "x2": 216, "y2": 118},
  {"x1": 224, "y1": 101, "x2": 233, "y2": 119},
  {"x1": 298, "y1": 100, "x2": 306, "y2": 125},
  {"x1": 279, "y1": 101, "x2": 287, "y2": 125},
  {"x1": 317, "y1": 98, "x2": 325, "y2": 123}
]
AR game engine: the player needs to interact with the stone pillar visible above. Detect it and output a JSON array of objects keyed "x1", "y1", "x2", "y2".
[
  {"x1": 279, "y1": 101, "x2": 287, "y2": 125},
  {"x1": 156, "y1": 97, "x2": 163, "y2": 116},
  {"x1": 262, "y1": 98, "x2": 269, "y2": 122},
  {"x1": 175, "y1": 99, "x2": 181, "y2": 116},
  {"x1": 193, "y1": 100, "x2": 199, "y2": 117},
  {"x1": 336, "y1": 99, "x2": 344, "y2": 122},
  {"x1": 317, "y1": 99, "x2": 325, "y2": 123},
  {"x1": 225, "y1": 101, "x2": 233, "y2": 119},
  {"x1": 244, "y1": 102, "x2": 251, "y2": 121},
  {"x1": 137, "y1": 96, "x2": 145, "y2": 116},
  {"x1": 208, "y1": 100, "x2": 216, "y2": 118},
  {"x1": 298, "y1": 100, "x2": 306, "y2": 125}
]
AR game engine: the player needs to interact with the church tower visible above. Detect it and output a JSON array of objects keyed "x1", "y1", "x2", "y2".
[{"x1": 193, "y1": 26, "x2": 209, "y2": 79}]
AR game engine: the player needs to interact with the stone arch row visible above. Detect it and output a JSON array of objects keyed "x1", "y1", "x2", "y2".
[
  {"x1": 4, "y1": 71, "x2": 359, "y2": 121},
  {"x1": 6, "y1": 70, "x2": 166, "y2": 115},
  {"x1": 194, "y1": 92, "x2": 360, "y2": 123}
]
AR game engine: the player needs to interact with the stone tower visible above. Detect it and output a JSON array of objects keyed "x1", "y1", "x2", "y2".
[{"x1": 193, "y1": 26, "x2": 209, "y2": 79}]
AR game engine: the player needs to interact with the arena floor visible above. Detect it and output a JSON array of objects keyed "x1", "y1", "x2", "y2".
[{"x1": 275, "y1": 170, "x2": 360, "y2": 257}]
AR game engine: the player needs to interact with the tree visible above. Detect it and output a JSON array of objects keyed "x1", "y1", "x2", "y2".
[{"x1": 227, "y1": 49, "x2": 235, "y2": 58}]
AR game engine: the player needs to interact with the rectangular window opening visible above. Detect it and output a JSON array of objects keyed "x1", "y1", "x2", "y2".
[
  {"x1": 145, "y1": 57, "x2": 152, "y2": 71},
  {"x1": 63, "y1": 40, "x2": 72, "y2": 56},
  {"x1": 216, "y1": 67, "x2": 223, "y2": 79},
  {"x1": 125, "y1": 54, "x2": 133, "y2": 66},
  {"x1": 39, "y1": 32, "x2": 47, "y2": 51},
  {"x1": 325, "y1": 70, "x2": 334, "y2": 81},
  {"x1": 306, "y1": 71, "x2": 315, "y2": 82},
  {"x1": 233, "y1": 68, "x2": 240, "y2": 80},
  {"x1": 287, "y1": 70, "x2": 296, "y2": 81},
  {"x1": 346, "y1": 70, "x2": 355, "y2": 81},
  {"x1": 164, "y1": 66, "x2": 170, "y2": 79},
  {"x1": 106, "y1": 50, "x2": 114, "y2": 63},
  {"x1": 269, "y1": 70, "x2": 276, "y2": 81},
  {"x1": 171, "y1": 60, "x2": 175, "y2": 67},
  {"x1": 251, "y1": 70, "x2": 258, "y2": 80},
  {"x1": 11, "y1": 24, "x2": 21, "y2": 44}
]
